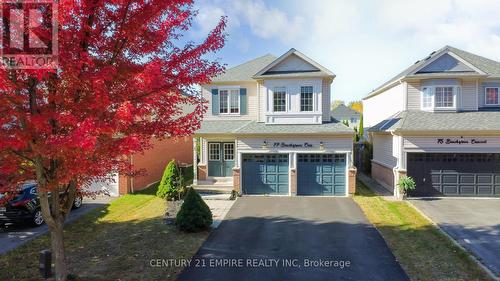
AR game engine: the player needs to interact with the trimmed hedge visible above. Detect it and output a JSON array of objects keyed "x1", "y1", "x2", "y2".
[{"x1": 176, "y1": 187, "x2": 212, "y2": 232}]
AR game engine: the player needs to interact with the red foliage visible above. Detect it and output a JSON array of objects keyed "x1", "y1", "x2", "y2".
[{"x1": 0, "y1": 0, "x2": 226, "y2": 200}]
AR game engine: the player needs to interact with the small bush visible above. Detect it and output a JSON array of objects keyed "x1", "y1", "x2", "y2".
[
  {"x1": 397, "y1": 176, "x2": 416, "y2": 196},
  {"x1": 156, "y1": 160, "x2": 183, "y2": 200},
  {"x1": 176, "y1": 187, "x2": 213, "y2": 232}
]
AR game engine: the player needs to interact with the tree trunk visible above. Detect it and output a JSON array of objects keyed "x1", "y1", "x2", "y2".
[{"x1": 51, "y1": 221, "x2": 68, "y2": 281}]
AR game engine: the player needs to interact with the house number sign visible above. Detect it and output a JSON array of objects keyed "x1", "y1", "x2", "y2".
[
  {"x1": 436, "y1": 137, "x2": 488, "y2": 145},
  {"x1": 273, "y1": 142, "x2": 313, "y2": 148}
]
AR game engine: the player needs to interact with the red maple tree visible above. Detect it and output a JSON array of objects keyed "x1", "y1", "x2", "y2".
[{"x1": 0, "y1": 0, "x2": 226, "y2": 279}]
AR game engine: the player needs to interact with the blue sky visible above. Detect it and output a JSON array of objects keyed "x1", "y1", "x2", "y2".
[{"x1": 188, "y1": 0, "x2": 500, "y2": 103}]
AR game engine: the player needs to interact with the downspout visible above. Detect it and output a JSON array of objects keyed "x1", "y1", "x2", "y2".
[{"x1": 130, "y1": 155, "x2": 134, "y2": 193}]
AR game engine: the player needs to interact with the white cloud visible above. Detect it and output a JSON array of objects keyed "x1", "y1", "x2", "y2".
[{"x1": 192, "y1": 0, "x2": 500, "y2": 102}]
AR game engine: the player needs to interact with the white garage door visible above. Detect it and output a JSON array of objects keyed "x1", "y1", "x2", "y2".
[{"x1": 86, "y1": 174, "x2": 119, "y2": 197}]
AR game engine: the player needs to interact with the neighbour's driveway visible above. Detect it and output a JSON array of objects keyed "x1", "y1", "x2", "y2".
[
  {"x1": 411, "y1": 198, "x2": 500, "y2": 277},
  {"x1": 179, "y1": 197, "x2": 408, "y2": 281},
  {"x1": 0, "y1": 196, "x2": 114, "y2": 255}
]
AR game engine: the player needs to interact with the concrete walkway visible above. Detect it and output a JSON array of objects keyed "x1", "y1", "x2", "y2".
[{"x1": 201, "y1": 194, "x2": 236, "y2": 228}]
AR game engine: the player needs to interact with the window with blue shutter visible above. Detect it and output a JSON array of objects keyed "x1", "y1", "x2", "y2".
[
  {"x1": 240, "y1": 88, "x2": 247, "y2": 115},
  {"x1": 211, "y1": 89, "x2": 219, "y2": 115}
]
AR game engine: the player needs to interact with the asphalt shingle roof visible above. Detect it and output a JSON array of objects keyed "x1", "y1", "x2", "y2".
[
  {"x1": 211, "y1": 54, "x2": 277, "y2": 82},
  {"x1": 365, "y1": 46, "x2": 500, "y2": 99},
  {"x1": 369, "y1": 110, "x2": 500, "y2": 133},
  {"x1": 331, "y1": 104, "x2": 361, "y2": 120},
  {"x1": 196, "y1": 120, "x2": 354, "y2": 135}
]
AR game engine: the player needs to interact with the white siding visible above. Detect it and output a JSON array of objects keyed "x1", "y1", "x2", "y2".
[
  {"x1": 267, "y1": 54, "x2": 318, "y2": 72},
  {"x1": 461, "y1": 79, "x2": 478, "y2": 111},
  {"x1": 322, "y1": 79, "x2": 331, "y2": 122},
  {"x1": 201, "y1": 81, "x2": 258, "y2": 120},
  {"x1": 363, "y1": 83, "x2": 405, "y2": 128},
  {"x1": 372, "y1": 134, "x2": 398, "y2": 168},
  {"x1": 262, "y1": 78, "x2": 323, "y2": 124},
  {"x1": 404, "y1": 136, "x2": 500, "y2": 153},
  {"x1": 237, "y1": 137, "x2": 352, "y2": 152},
  {"x1": 406, "y1": 81, "x2": 421, "y2": 110}
]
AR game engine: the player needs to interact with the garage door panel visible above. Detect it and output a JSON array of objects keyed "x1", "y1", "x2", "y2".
[
  {"x1": 460, "y1": 186, "x2": 475, "y2": 195},
  {"x1": 407, "y1": 153, "x2": 500, "y2": 197},
  {"x1": 242, "y1": 154, "x2": 289, "y2": 195},
  {"x1": 297, "y1": 154, "x2": 346, "y2": 196}
]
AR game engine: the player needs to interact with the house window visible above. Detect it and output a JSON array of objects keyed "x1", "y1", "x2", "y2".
[
  {"x1": 350, "y1": 117, "x2": 358, "y2": 123},
  {"x1": 485, "y1": 87, "x2": 499, "y2": 105},
  {"x1": 219, "y1": 89, "x2": 239, "y2": 114},
  {"x1": 209, "y1": 143, "x2": 220, "y2": 161},
  {"x1": 273, "y1": 87, "x2": 287, "y2": 112},
  {"x1": 435, "y1": 86, "x2": 454, "y2": 108},
  {"x1": 422, "y1": 87, "x2": 433, "y2": 108},
  {"x1": 300, "y1": 86, "x2": 313, "y2": 112},
  {"x1": 223, "y1": 143, "x2": 234, "y2": 160}
]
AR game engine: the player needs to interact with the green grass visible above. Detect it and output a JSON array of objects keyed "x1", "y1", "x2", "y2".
[
  {"x1": 0, "y1": 185, "x2": 209, "y2": 280},
  {"x1": 353, "y1": 180, "x2": 492, "y2": 281}
]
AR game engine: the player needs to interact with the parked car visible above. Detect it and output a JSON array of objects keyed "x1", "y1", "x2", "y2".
[{"x1": 0, "y1": 182, "x2": 83, "y2": 227}]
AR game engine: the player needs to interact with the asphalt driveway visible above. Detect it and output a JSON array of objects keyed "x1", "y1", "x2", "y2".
[
  {"x1": 179, "y1": 197, "x2": 408, "y2": 281},
  {"x1": 0, "y1": 196, "x2": 113, "y2": 255},
  {"x1": 410, "y1": 198, "x2": 500, "y2": 278}
]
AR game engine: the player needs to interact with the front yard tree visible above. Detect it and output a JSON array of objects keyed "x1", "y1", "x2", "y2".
[{"x1": 0, "y1": 1, "x2": 226, "y2": 280}]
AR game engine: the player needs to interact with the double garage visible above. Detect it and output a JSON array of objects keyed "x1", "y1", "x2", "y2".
[
  {"x1": 407, "y1": 153, "x2": 500, "y2": 197},
  {"x1": 241, "y1": 153, "x2": 347, "y2": 196}
]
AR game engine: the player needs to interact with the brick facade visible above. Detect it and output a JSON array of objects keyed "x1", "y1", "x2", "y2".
[
  {"x1": 233, "y1": 168, "x2": 241, "y2": 193},
  {"x1": 197, "y1": 164, "x2": 207, "y2": 181},
  {"x1": 371, "y1": 161, "x2": 394, "y2": 191},
  {"x1": 290, "y1": 168, "x2": 297, "y2": 195},
  {"x1": 348, "y1": 167, "x2": 357, "y2": 195}
]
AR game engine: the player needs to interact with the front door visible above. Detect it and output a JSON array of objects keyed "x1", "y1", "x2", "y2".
[{"x1": 208, "y1": 142, "x2": 235, "y2": 177}]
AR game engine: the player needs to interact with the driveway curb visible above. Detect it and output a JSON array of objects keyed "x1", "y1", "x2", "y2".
[{"x1": 407, "y1": 201, "x2": 499, "y2": 281}]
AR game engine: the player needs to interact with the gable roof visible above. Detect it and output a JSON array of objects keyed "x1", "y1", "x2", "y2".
[
  {"x1": 364, "y1": 46, "x2": 500, "y2": 100},
  {"x1": 368, "y1": 110, "x2": 500, "y2": 134},
  {"x1": 330, "y1": 104, "x2": 360, "y2": 120},
  {"x1": 211, "y1": 54, "x2": 277, "y2": 82},
  {"x1": 253, "y1": 48, "x2": 335, "y2": 79}
]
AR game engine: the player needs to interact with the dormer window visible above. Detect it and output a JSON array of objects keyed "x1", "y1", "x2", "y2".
[
  {"x1": 485, "y1": 87, "x2": 499, "y2": 105},
  {"x1": 421, "y1": 85, "x2": 458, "y2": 110},
  {"x1": 300, "y1": 86, "x2": 314, "y2": 112},
  {"x1": 219, "y1": 89, "x2": 240, "y2": 114},
  {"x1": 273, "y1": 87, "x2": 287, "y2": 112}
]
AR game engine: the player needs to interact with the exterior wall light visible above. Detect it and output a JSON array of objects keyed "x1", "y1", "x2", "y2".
[
  {"x1": 261, "y1": 140, "x2": 268, "y2": 149},
  {"x1": 319, "y1": 141, "x2": 325, "y2": 150}
]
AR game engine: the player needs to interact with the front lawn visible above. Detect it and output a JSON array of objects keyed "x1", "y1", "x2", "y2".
[
  {"x1": 354, "y1": 180, "x2": 492, "y2": 281},
  {"x1": 0, "y1": 186, "x2": 209, "y2": 280}
]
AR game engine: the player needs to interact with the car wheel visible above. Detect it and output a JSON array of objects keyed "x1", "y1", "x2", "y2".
[
  {"x1": 73, "y1": 196, "x2": 83, "y2": 209},
  {"x1": 32, "y1": 209, "x2": 44, "y2": 227}
]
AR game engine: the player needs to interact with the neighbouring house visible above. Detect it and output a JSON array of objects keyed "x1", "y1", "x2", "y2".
[
  {"x1": 331, "y1": 103, "x2": 361, "y2": 128},
  {"x1": 192, "y1": 48, "x2": 356, "y2": 196},
  {"x1": 88, "y1": 104, "x2": 195, "y2": 196},
  {"x1": 363, "y1": 45, "x2": 500, "y2": 198}
]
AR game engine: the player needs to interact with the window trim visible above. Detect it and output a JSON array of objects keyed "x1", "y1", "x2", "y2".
[
  {"x1": 485, "y1": 87, "x2": 500, "y2": 105},
  {"x1": 420, "y1": 85, "x2": 458, "y2": 110},
  {"x1": 272, "y1": 87, "x2": 287, "y2": 112},
  {"x1": 219, "y1": 88, "x2": 240, "y2": 115},
  {"x1": 300, "y1": 85, "x2": 314, "y2": 112}
]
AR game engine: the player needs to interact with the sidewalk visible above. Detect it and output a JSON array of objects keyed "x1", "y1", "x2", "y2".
[{"x1": 357, "y1": 172, "x2": 398, "y2": 201}]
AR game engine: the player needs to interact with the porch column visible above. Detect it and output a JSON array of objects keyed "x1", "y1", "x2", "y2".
[{"x1": 193, "y1": 137, "x2": 198, "y2": 185}]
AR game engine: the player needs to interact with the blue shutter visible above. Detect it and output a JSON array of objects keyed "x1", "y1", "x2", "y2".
[
  {"x1": 211, "y1": 89, "x2": 219, "y2": 115},
  {"x1": 240, "y1": 88, "x2": 247, "y2": 115}
]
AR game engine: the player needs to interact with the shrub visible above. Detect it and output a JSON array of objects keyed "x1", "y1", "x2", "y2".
[
  {"x1": 397, "y1": 176, "x2": 416, "y2": 197},
  {"x1": 176, "y1": 187, "x2": 213, "y2": 232},
  {"x1": 156, "y1": 160, "x2": 183, "y2": 200}
]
